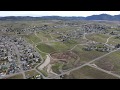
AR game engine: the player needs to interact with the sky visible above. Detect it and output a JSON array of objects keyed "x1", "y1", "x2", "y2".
[{"x1": 0, "y1": 11, "x2": 120, "y2": 17}]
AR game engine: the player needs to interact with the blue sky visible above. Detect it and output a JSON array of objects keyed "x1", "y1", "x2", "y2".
[{"x1": 0, "y1": 11, "x2": 120, "y2": 17}]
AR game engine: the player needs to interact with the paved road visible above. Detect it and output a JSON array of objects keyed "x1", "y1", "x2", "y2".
[
  {"x1": 0, "y1": 69, "x2": 34, "y2": 79},
  {"x1": 34, "y1": 69, "x2": 49, "y2": 79},
  {"x1": 27, "y1": 38, "x2": 48, "y2": 79},
  {"x1": 0, "y1": 72, "x2": 22, "y2": 79},
  {"x1": 10, "y1": 42, "x2": 26, "y2": 79},
  {"x1": 27, "y1": 36, "x2": 50, "y2": 79},
  {"x1": 50, "y1": 48, "x2": 120, "y2": 79}
]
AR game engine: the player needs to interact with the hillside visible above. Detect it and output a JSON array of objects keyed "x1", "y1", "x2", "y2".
[{"x1": 0, "y1": 14, "x2": 120, "y2": 21}]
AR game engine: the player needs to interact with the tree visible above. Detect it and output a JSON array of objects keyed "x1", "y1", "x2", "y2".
[{"x1": 115, "y1": 44, "x2": 120, "y2": 48}]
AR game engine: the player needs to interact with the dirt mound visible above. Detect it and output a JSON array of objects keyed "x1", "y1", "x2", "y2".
[{"x1": 51, "y1": 51, "x2": 78, "y2": 62}]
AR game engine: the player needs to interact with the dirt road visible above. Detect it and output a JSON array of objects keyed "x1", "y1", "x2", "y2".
[{"x1": 38, "y1": 54, "x2": 50, "y2": 70}]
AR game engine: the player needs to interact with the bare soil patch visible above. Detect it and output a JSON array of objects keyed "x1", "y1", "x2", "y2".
[{"x1": 50, "y1": 51, "x2": 78, "y2": 63}]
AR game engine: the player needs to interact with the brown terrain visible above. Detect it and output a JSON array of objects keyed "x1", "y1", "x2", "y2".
[{"x1": 50, "y1": 51, "x2": 78, "y2": 63}]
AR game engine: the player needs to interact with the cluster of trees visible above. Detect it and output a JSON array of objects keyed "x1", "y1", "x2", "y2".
[{"x1": 115, "y1": 44, "x2": 120, "y2": 48}]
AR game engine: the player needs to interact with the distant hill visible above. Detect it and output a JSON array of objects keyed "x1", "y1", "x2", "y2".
[
  {"x1": 0, "y1": 16, "x2": 85, "y2": 21},
  {"x1": 1, "y1": 14, "x2": 120, "y2": 21},
  {"x1": 85, "y1": 14, "x2": 113, "y2": 20}
]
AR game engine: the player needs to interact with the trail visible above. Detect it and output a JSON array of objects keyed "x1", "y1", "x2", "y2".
[
  {"x1": 47, "y1": 64, "x2": 58, "y2": 76},
  {"x1": 88, "y1": 64, "x2": 120, "y2": 78},
  {"x1": 38, "y1": 54, "x2": 50, "y2": 70},
  {"x1": 70, "y1": 43, "x2": 88, "y2": 51},
  {"x1": 50, "y1": 48, "x2": 120, "y2": 79},
  {"x1": 35, "y1": 31, "x2": 43, "y2": 42},
  {"x1": 105, "y1": 36, "x2": 114, "y2": 44},
  {"x1": 10, "y1": 42, "x2": 26, "y2": 79}
]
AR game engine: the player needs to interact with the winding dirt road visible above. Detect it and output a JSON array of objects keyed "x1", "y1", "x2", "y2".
[{"x1": 38, "y1": 54, "x2": 50, "y2": 70}]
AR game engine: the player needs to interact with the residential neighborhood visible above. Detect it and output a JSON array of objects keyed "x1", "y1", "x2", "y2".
[
  {"x1": 1, "y1": 11, "x2": 120, "y2": 79},
  {"x1": 0, "y1": 35, "x2": 41, "y2": 78}
]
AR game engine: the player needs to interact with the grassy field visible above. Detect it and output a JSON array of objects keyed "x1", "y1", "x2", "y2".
[
  {"x1": 38, "y1": 51, "x2": 47, "y2": 60},
  {"x1": 23, "y1": 35, "x2": 47, "y2": 60},
  {"x1": 51, "y1": 62, "x2": 63, "y2": 74},
  {"x1": 62, "y1": 58, "x2": 78, "y2": 70},
  {"x1": 25, "y1": 34, "x2": 41, "y2": 43},
  {"x1": 49, "y1": 33, "x2": 62, "y2": 40},
  {"x1": 37, "y1": 43, "x2": 56, "y2": 53},
  {"x1": 7, "y1": 74, "x2": 24, "y2": 79},
  {"x1": 74, "y1": 38, "x2": 89, "y2": 44},
  {"x1": 47, "y1": 39, "x2": 78, "y2": 52},
  {"x1": 72, "y1": 45, "x2": 107, "y2": 63},
  {"x1": 86, "y1": 33, "x2": 111, "y2": 43},
  {"x1": 50, "y1": 42, "x2": 70, "y2": 52},
  {"x1": 93, "y1": 50, "x2": 120, "y2": 75},
  {"x1": 24, "y1": 36, "x2": 34, "y2": 44},
  {"x1": 35, "y1": 46, "x2": 47, "y2": 60},
  {"x1": 63, "y1": 39, "x2": 78, "y2": 49},
  {"x1": 108, "y1": 36, "x2": 120, "y2": 45},
  {"x1": 63, "y1": 66, "x2": 119, "y2": 79},
  {"x1": 39, "y1": 70, "x2": 48, "y2": 77},
  {"x1": 38, "y1": 31, "x2": 52, "y2": 37},
  {"x1": 36, "y1": 40, "x2": 77, "y2": 54},
  {"x1": 25, "y1": 70, "x2": 40, "y2": 78},
  {"x1": 36, "y1": 32, "x2": 51, "y2": 41},
  {"x1": 49, "y1": 44, "x2": 107, "y2": 70}
]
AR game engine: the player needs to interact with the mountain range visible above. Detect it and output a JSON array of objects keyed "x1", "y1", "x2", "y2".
[{"x1": 1, "y1": 14, "x2": 120, "y2": 21}]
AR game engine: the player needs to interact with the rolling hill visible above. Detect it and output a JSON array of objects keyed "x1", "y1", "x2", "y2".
[{"x1": 0, "y1": 14, "x2": 120, "y2": 21}]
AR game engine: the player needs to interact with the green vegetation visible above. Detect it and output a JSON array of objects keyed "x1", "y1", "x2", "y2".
[
  {"x1": 38, "y1": 51, "x2": 47, "y2": 60},
  {"x1": 51, "y1": 42, "x2": 69, "y2": 52},
  {"x1": 86, "y1": 34, "x2": 110, "y2": 43},
  {"x1": 1, "y1": 20, "x2": 120, "y2": 79},
  {"x1": 24, "y1": 36, "x2": 34, "y2": 44},
  {"x1": 25, "y1": 34, "x2": 41, "y2": 43},
  {"x1": 48, "y1": 40, "x2": 78, "y2": 52},
  {"x1": 63, "y1": 39, "x2": 78, "y2": 49},
  {"x1": 37, "y1": 43, "x2": 56, "y2": 53},
  {"x1": 25, "y1": 70, "x2": 40, "y2": 78},
  {"x1": 37, "y1": 31, "x2": 53, "y2": 41},
  {"x1": 108, "y1": 36, "x2": 120, "y2": 45},
  {"x1": 40, "y1": 70, "x2": 48, "y2": 77},
  {"x1": 93, "y1": 51, "x2": 120, "y2": 75},
  {"x1": 52, "y1": 62, "x2": 63, "y2": 74},
  {"x1": 74, "y1": 38, "x2": 88, "y2": 44},
  {"x1": 72, "y1": 45, "x2": 106, "y2": 62},
  {"x1": 62, "y1": 59, "x2": 77, "y2": 70},
  {"x1": 35, "y1": 46, "x2": 47, "y2": 60},
  {"x1": 7, "y1": 74, "x2": 24, "y2": 79},
  {"x1": 36, "y1": 32, "x2": 49, "y2": 41},
  {"x1": 63, "y1": 66, "x2": 119, "y2": 79}
]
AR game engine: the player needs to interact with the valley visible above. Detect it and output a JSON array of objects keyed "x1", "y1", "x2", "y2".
[{"x1": 0, "y1": 19, "x2": 120, "y2": 79}]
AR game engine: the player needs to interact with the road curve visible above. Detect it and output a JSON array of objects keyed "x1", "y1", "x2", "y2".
[
  {"x1": 50, "y1": 48, "x2": 120, "y2": 79},
  {"x1": 38, "y1": 54, "x2": 50, "y2": 70}
]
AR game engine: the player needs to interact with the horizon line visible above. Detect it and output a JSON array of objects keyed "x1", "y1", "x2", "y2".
[{"x1": 0, "y1": 13, "x2": 119, "y2": 17}]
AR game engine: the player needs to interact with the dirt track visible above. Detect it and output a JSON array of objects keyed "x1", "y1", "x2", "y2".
[{"x1": 38, "y1": 54, "x2": 50, "y2": 70}]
